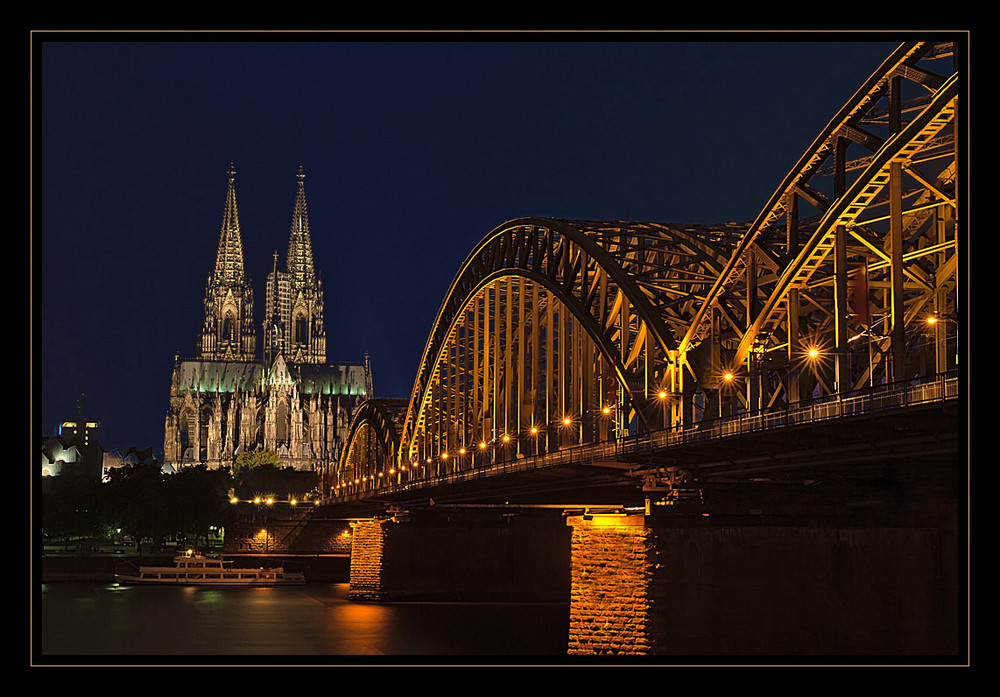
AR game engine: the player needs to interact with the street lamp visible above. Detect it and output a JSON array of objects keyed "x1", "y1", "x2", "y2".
[
  {"x1": 716, "y1": 370, "x2": 737, "y2": 418},
  {"x1": 656, "y1": 389, "x2": 669, "y2": 429}
]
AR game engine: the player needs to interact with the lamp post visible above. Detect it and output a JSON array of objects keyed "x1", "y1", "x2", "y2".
[
  {"x1": 805, "y1": 345, "x2": 859, "y2": 394},
  {"x1": 657, "y1": 389, "x2": 669, "y2": 430},
  {"x1": 719, "y1": 370, "x2": 736, "y2": 418},
  {"x1": 925, "y1": 312, "x2": 957, "y2": 376}
]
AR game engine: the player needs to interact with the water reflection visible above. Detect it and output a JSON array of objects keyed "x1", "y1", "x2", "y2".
[{"x1": 40, "y1": 582, "x2": 569, "y2": 659}]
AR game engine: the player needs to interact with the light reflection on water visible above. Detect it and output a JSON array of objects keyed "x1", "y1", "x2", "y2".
[{"x1": 39, "y1": 582, "x2": 570, "y2": 659}]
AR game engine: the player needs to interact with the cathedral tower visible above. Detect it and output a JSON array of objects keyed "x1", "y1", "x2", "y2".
[
  {"x1": 166, "y1": 163, "x2": 370, "y2": 480},
  {"x1": 199, "y1": 163, "x2": 256, "y2": 361},
  {"x1": 264, "y1": 165, "x2": 327, "y2": 365}
]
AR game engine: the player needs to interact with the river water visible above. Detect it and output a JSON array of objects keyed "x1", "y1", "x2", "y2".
[{"x1": 37, "y1": 581, "x2": 571, "y2": 664}]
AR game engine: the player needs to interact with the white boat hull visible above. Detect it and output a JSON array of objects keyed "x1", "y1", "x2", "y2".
[
  {"x1": 114, "y1": 573, "x2": 305, "y2": 586},
  {"x1": 114, "y1": 551, "x2": 305, "y2": 586}
]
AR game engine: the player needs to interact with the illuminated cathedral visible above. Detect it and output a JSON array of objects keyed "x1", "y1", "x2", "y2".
[{"x1": 163, "y1": 164, "x2": 372, "y2": 477}]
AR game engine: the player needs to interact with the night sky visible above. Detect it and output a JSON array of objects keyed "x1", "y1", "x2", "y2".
[{"x1": 36, "y1": 33, "x2": 903, "y2": 458}]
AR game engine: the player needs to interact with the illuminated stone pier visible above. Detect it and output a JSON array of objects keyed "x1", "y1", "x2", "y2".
[
  {"x1": 566, "y1": 513, "x2": 652, "y2": 655},
  {"x1": 566, "y1": 508, "x2": 959, "y2": 656},
  {"x1": 338, "y1": 490, "x2": 958, "y2": 656},
  {"x1": 347, "y1": 509, "x2": 570, "y2": 602}
]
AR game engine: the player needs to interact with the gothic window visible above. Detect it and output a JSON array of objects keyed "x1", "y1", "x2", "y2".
[
  {"x1": 276, "y1": 400, "x2": 289, "y2": 444},
  {"x1": 295, "y1": 313, "x2": 308, "y2": 345},
  {"x1": 223, "y1": 312, "x2": 235, "y2": 343},
  {"x1": 180, "y1": 408, "x2": 196, "y2": 452},
  {"x1": 199, "y1": 405, "x2": 212, "y2": 462}
]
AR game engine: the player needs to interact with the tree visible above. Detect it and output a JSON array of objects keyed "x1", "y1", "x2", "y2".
[
  {"x1": 234, "y1": 449, "x2": 281, "y2": 472},
  {"x1": 104, "y1": 463, "x2": 172, "y2": 554},
  {"x1": 233, "y1": 454, "x2": 318, "y2": 502},
  {"x1": 167, "y1": 465, "x2": 234, "y2": 548},
  {"x1": 41, "y1": 462, "x2": 108, "y2": 548}
]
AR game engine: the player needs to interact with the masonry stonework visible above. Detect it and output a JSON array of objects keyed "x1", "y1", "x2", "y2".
[
  {"x1": 224, "y1": 511, "x2": 352, "y2": 555},
  {"x1": 345, "y1": 511, "x2": 570, "y2": 602},
  {"x1": 566, "y1": 512, "x2": 958, "y2": 656},
  {"x1": 347, "y1": 518, "x2": 388, "y2": 600},
  {"x1": 566, "y1": 514, "x2": 653, "y2": 655}
]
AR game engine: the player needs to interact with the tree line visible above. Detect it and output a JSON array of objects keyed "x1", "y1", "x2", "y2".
[{"x1": 41, "y1": 451, "x2": 319, "y2": 553}]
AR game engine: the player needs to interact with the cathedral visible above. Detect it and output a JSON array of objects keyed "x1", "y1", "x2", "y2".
[{"x1": 163, "y1": 164, "x2": 372, "y2": 480}]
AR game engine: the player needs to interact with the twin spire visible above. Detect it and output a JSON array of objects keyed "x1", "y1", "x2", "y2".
[
  {"x1": 287, "y1": 164, "x2": 316, "y2": 288},
  {"x1": 211, "y1": 162, "x2": 247, "y2": 286},
  {"x1": 213, "y1": 162, "x2": 317, "y2": 287},
  {"x1": 201, "y1": 163, "x2": 324, "y2": 364}
]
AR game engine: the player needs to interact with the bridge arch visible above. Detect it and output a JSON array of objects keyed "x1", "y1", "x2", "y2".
[
  {"x1": 680, "y1": 41, "x2": 960, "y2": 410},
  {"x1": 396, "y1": 217, "x2": 743, "y2": 473},
  {"x1": 337, "y1": 398, "x2": 407, "y2": 495},
  {"x1": 336, "y1": 40, "x2": 961, "y2": 499}
]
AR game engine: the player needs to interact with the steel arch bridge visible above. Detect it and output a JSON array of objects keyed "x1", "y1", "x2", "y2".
[{"x1": 336, "y1": 41, "x2": 961, "y2": 502}]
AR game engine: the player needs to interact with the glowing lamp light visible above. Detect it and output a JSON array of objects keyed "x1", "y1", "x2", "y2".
[
  {"x1": 602, "y1": 406, "x2": 611, "y2": 414},
  {"x1": 230, "y1": 497, "x2": 239, "y2": 504},
  {"x1": 459, "y1": 447, "x2": 466, "y2": 455},
  {"x1": 530, "y1": 426, "x2": 538, "y2": 434},
  {"x1": 658, "y1": 390, "x2": 667, "y2": 399},
  {"x1": 808, "y1": 348, "x2": 820, "y2": 358},
  {"x1": 586, "y1": 514, "x2": 629, "y2": 528},
  {"x1": 502, "y1": 434, "x2": 511, "y2": 443},
  {"x1": 479, "y1": 441, "x2": 487, "y2": 449},
  {"x1": 724, "y1": 372, "x2": 734, "y2": 382},
  {"x1": 562, "y1": 417, "x2": 571, "y2": 426},
  {"x1": 441, "y1": 452, "x2": 449, "y2": 460}
]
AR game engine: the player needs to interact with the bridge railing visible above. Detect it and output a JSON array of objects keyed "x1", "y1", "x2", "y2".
[{"x1": 338, "y1": 371, "x2": 960, "y2": 501}]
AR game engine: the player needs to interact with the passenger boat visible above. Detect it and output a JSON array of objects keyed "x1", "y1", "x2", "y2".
[{"x1": 114, "y1": 549, "x2": 305, "y2": 586}]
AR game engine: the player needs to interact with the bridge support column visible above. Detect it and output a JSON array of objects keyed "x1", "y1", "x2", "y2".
[
  {"x1": 347, "y1": 518, "x2": 389, "y2": 600},
  {"x1": 566, "y1": 513, "x2": 653, "y2": 655},
  {"x1": 348, "y1": 509, "x2": 570, "y2": 602},
  {"x1": 567, "y1": 508, "x2": 958, "y2": 656}
]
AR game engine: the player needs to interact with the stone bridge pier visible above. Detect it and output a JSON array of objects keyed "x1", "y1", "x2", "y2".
[
  {"x1": 347, "y1": 507, "x2": 571, "y2": 603},
  {"x1": 566, "y1": 509, "x2": 958, "y2": 656},
  {"x1": 346, "y1": 494, "x2": 959, "y2": 657}
]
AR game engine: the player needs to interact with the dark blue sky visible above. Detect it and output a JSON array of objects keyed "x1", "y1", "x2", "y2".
[{"x1": 36, "y1": 34, "x2": 903, "y2": 457}]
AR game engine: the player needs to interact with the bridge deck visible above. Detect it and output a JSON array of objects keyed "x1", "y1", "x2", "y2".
[{"x1": 324, "y1": 373, "x2": 959, "y2": 516}]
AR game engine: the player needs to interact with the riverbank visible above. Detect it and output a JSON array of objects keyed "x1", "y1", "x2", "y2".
[{"x1": 39, "y1": 554, "x2": 351, "y2": 583}]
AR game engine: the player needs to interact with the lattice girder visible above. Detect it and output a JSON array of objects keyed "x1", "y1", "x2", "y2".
[
  {"x1": 678, "y1": 41, "x2": 959, "y2": 409},
  {"x1": 338, "y1": 40, "x2": 961, "y2": 498},
  {"x1": 338, "y1": 398, "x2": 407, "y2": 492},
  {"x1": 397, "y1": 217, "x2": 744, "y2": 469}
]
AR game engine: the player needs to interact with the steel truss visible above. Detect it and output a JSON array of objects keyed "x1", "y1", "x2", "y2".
[{"x1": 338, "y1": 41, "x2": 961, "y2": 498}]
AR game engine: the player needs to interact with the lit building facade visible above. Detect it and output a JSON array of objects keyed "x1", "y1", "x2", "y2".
[{"x1": 163, "y1": 164, "x2": 372, "y2": 476}]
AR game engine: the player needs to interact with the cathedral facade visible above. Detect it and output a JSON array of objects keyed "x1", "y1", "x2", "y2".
[{"x1": 163, "y1": 164, "x2": 372, "y2": 480}]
